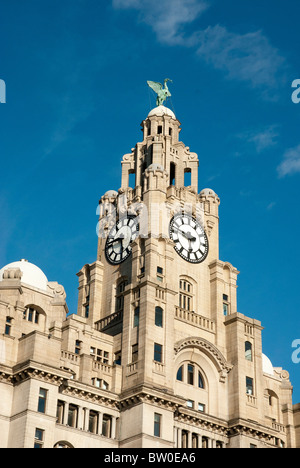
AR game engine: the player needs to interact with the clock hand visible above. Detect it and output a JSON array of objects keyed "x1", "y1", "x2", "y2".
[
  {"x1": 176, "y1": 229, "x2": 196, "y2": 242},
  {"x1": 107, "y1": 237, "x2": 124, "y2": 246}
]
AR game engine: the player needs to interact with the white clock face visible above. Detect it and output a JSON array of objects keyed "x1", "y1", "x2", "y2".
[
  {"x1": 105, "y1": 216, "x2": 139, "y2": 265},
  {"x1": 169, "y1": 214, "x2": 209, "y2": 264}
]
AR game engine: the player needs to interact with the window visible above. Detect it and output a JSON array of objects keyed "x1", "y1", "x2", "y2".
[
  {"x1": 102, "y1": 415, "x2": 112, "y2": 438},
  {"x1": 75, "y1": 340, "x2": 81, "y2": 355},
  {"x1": 246, "y1": 377, "x2": 254, "y2": 395},
  {"x1": 198, "y1": 371, "x2": 204, "y2": 389},
  {"x1": 155, "y1": 307, "x2": 163, "y2": 327},
  {"x1": 133, "y1": 307, "x2": 140, "y2": 328},
  {"x1": 154, "y1": 343, "x2": 163, "y2": 363},
  {"x1": 223, "y1": 294, "x2": 229, "y2": 316},
  {"x1": 187, "y1": 364, "x2": 194, "y2": 385},
  {"x1": 56, "y1": 401, "x2": 64, "y2": 424},
  {"x1": 176, "y1": 365, "x2": 183, "y2": 381},
  {"x1": 89, "y1": 411, "x2": 98, "y2": 434},
  {"x1": 132, "y1": 344, "x2": 138, "y2": 363},
  {"x1": 90, "y1": 347, "x2": 109, "y2": 364},
  {"x1": 85, "y1": 295, "x2": 90, "y2": 318},
  {"x1": 34, "y1": 428, "x2": 44, "y2": 448},
  {"x1": 157, "y1": 125, "x2": 163, "y2": 135},
  {"x1": 157, "y1": 266, "x2": 164, "y2": 282},
  {"x1": 245, "y1": 341, "x2": 252, "y2": 361},
  {"x1": 170, "y1": 162, "x2": 176, "y2": 186},
  {"x1": 38, "y1": 388, "x2": 47, "y2": 414},
  {"x1": 116, "y1": 280, "x2": 127, "y2": 313},
  {"x1": 179, "y1": 280, "x2": 193, "y2": 311},
  {"x1": 187, "y1": 400, "x2": 194, "y2": 409},
  {"x1": 92, "y1": 378, "x2": 109, "y2": 390},
  {"x1": 154, "y1": 413, "x2": 161, "y2": 438},
  {"x1": 24, "y1": 306, "x2": 41, "y2": 324},
  {"x1": 114, "y1": 351, "x2": 121, "y2": 365},
  {"x1": 198, "y1": 403, "x2": 205, "y2": 412},
  {"x1": 67, "y1": 405, "x2": 78, "y2": 428},
  {"x1": 5, "y1": 317, "x2": 12, "y2": 336}
]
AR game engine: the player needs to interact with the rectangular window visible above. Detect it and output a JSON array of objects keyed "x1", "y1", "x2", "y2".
[
  {"x1": 28, "y1": 308, "x2": 34, "y2": 322},
  {"x1": 154, "y1": 413, "x2": 162, "y2": 438},
  {"x1": 246, "y1": 377, "x2": 254, "y2": 395},
  {"x1": 67, "y1": 405, "x2": 78, "y2": 428},
  {"x1": 75, "y1": 340, "x2": 81, "y2": 355},
  {"x1": 198, "y1": 403, "x2": 205, "y2": 412},
  {"x1": 155, "y1": 307, "x2": 163, "y2": 327},
  {"x1": 34, "y1": 428, "x2": 44, "y2": 448},
  {"x1": 132, "y1": 344, "x2": 138, "y2": 363},
  {"x1": 187, "y1": 364, "x2": 194, "y2": 385},
  {"x1": 56, "y1": 401, "x2": 65, "y2": 424},
  {"x1": 133, "y1": 307, "x2": 140, "y2": 328},
  {"x1": 223, "y1": 303, "x2": 228, "y2": 316},
  {"x1": 114, "y1": 351, "x2": 121, "y2": 365},
  {"x1": 5, "y1": 317, "x2": 12, "y2": 336},
  {"x1": 89, "y1": 411, "x2": 98, "y2": 434},
  {"x1": 154, "y1": 343, "x2": 163, "y2": 363},
  {"x1": 187, "y1": 400, "x2": 194, "y2": 409},
  {"x1": 102, "y1": 415, "x2": 112, "y2": 438},
  {"x1": 157, "y1": 267, "x2": 163, "y2": 274},
  {"x1": 38, "y1": 388, "x2": 47, "y2": 414}
]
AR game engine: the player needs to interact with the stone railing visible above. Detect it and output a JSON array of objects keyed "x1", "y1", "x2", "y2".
[{"x1": 175, "y1": 307, "x2": 215, "y2": 333}]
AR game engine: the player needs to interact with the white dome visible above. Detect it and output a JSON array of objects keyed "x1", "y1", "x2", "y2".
[
  {"x1": 0, "y1": 259, "x2": 48, "y2": 291},
  {"x1": 148, "y1": 106, "x2": 176, "y2": 119},
  {"x1": 262, "y1": 353, "x2": 274, "y2": 376},
  {"x1": 200, "y1": 188, "x2": 217, "y2": 197}
]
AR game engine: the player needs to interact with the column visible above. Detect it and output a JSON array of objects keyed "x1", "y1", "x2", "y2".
[
  {"x1": 198, "y1": 434, "x2": 202, "y2": 448},
  {"x1": 63, "y1": 402, "x2": 69, "y2": 426},
  {"x1": 98, "y1": 412, "x2": 103, "y2": 436},
  {"x1": 177, "y1": 428, "x2": 182, "y2": 448},
  {"x1": 187, "y1": 431, "x2": 192, "y2": 449},
  {"x1": 111, "y1": 416, "x2": 117, "y2": 439}
]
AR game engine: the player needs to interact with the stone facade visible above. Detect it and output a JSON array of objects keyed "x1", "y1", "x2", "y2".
[{"x1": 0, "y1": 105, "x2": 299, "y2": 448}]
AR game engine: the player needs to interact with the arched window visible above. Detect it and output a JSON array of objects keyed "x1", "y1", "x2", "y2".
[
  {"x1": 176, "y1": 365, "x2": 183, "y2": 382},
  {"x1": 54, "y1": 441, "x2": 74, "y2": 449},
  {"x1": 176, "y1": 363, "x2": 205, "y2": 389},
  {"x1": 245, "y1": 341, "x2": 252, "y2": 361},
  {"x1": 198, "y1": 371, "x2": 204, "y2": 389}
]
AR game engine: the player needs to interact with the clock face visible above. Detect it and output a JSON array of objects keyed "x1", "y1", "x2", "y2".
[
  {"x1": 169, "y1": 214, "x2": 209, "y2": 264},
  {"x1": 105, "y1": 216, "x2": 139, "y2": 265}
]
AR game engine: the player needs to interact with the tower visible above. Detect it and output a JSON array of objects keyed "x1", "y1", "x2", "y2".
[
  {"x1": 76, "y1": 101, "x2": 297, "y2": 448},
  {"x1": 0, "y1": 92, "x2": 299, "y2": 449}
]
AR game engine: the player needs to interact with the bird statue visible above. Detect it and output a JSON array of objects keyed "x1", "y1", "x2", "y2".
[{"x1": 147, "y1": 79, "x2": 172, "y2": 106}]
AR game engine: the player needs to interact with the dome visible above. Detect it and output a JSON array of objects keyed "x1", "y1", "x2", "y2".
[
  {"x1": 104, "y1": 190, "x2": 118, "y2": 198},
  {"x1": 148, "y1": 106, "x2": 176, "y2": 119},
  {"x1": 0, "y1": 259, "x2": 48, "y2": 291},
  {"x1": 262, "y1": 353, "x2": 274, "y2": 376},
  {"x1": 200, "y1": 188, "x2": 217, "y2": 197}
]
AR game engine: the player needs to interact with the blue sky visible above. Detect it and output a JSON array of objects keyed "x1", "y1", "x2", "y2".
[{"x1": 1, "y1": 0, "x2": 300, "y2": 403}]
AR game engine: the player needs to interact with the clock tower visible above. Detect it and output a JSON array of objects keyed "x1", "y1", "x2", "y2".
[{"x1": 75, "y1": 101, "x2": 296, "y2": 448}]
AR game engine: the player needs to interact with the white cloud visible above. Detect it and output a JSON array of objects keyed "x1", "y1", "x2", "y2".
[
  {"x1": 113, "y1": 0, "x2": 209, "y2": 45},
  {"x1": 277, "y1": 144, "x2": 300, "y2": 178},
  {"x1": 196, "y1": 25, "x2": 285, "y2": 91},
  {"x1": 237, "y1": 125, "x2": 280, "y2": 153},
  {"x1": 113, "y1": 1, "x2": 286, "y2": 93}
]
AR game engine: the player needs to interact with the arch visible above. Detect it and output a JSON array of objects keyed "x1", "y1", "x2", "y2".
[
  {"x1": 24, "y1": 304, "x2": 46, "y2": 328},
  {"x1": 54, "y1": 440, "x2": 74, "y2": 448},
  {"x1": 175, "y1": 337, "x2": 232, "y2": 382}
]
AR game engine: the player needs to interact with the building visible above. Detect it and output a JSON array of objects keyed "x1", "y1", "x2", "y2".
[{"x1": 0, "y1": 104, "x2": 299, "y2": 449}]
